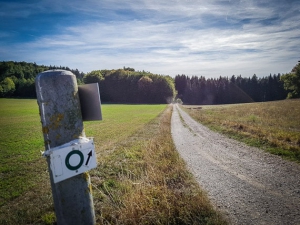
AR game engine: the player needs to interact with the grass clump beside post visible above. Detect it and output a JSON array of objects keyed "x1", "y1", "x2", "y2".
[
  {"x1": 182, "y1": 99, "x2": 300, "y2": 163},
  {"x1": 91, "y1": 105, "x2": 226, "y2": 224}
]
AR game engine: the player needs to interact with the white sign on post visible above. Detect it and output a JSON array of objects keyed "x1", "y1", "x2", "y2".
[{"x1": 46, "y1": 138, "x2": 97, "y2": 183}]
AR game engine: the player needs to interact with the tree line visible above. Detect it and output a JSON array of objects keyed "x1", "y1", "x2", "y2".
[
  {"x1": 0, "y1": 61, "x2": 84, "y2": 98},
  {"x1": 0, "y1": 61, "x2": 175, "y2": 104},
  {"x1": 1, "y1": 61, "x2": 299, "y2": 104},
  {"x1": 83, "y1": 68, "x2": 176, "y2": 104},
  {"x1": 175, "y1": 73, "x2": 288, "y2": 105}
]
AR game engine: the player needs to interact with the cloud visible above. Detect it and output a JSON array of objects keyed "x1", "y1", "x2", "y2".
[{"x1": 0, "y1": 0, "x2": 299, "y2": 77}]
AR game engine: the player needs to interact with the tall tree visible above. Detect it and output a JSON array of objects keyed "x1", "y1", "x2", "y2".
[
  {"x1": 281, "y1": 63, "x2": 300, "y2": 98},
  {"x1": 83, "y1": 70, "x2": 104, "y2": 84},
  {"x1": 0, "y1": 77, "x2": 15, "y2": 97}
]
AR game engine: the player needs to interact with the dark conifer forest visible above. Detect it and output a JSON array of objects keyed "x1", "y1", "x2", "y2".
[
  {"x1": 175, "y1": 74, "x2": 288, "y2": 105},
  {"x1": 0, "y1": 61, "x2": 294, "y2": 104}
]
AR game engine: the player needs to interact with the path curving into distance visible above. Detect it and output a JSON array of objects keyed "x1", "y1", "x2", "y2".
[{"x1": 171, "y1": 104, "x2": 300, "y2": 225}]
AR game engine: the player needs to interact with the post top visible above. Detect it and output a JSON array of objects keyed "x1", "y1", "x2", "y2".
[{"x1": 37, "y1": 69, "x2": 75, "y2": 78}]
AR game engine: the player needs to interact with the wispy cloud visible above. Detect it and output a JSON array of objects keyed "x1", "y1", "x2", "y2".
[{"x1": 0, "y1": 0, "x2": 299, "y2": 77}]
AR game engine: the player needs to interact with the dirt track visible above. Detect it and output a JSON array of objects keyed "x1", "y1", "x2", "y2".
[{"x1": 171, "y1": 104, "x2": 300, "y2": 225}]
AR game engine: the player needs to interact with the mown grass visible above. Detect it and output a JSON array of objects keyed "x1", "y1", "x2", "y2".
[
  {"x1": 0, "y1": 99, "x2": 45, "y2": 206},
  {"x1": 0, "y1": 99, "x2": 225, "y2": 225},
  {"x1": 182, "y1": 99, "x2": 300, "y2": 163}
]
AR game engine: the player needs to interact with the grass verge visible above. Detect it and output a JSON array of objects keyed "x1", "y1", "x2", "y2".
[
  {"x1": 181, "y1": 99, "x2": 300, "y2": 163},
  {"x1": 91, "y1": 104, "x2": 226, "y2": 224}
]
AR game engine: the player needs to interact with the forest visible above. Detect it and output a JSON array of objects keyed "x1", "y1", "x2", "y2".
[
  {"x1": 83, "y1": 68, "x2": 176, "y2": 104},
  {"x1": 0, "y1": 61, "x2": 298, "y2": 104},
  {"x1": 175, "y1": 74, "x2": 288, "y2": 105},
  {"x1": 0, "y1": 62, "x2": 175, "y2": 104},
  {"x1": 0, "y1": 61, "x2": 84, "y2": 98}
]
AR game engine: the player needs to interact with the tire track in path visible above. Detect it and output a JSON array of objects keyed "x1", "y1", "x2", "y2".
[{"x1": 171, "y1": 104, "x2": 300, "y2": 225}]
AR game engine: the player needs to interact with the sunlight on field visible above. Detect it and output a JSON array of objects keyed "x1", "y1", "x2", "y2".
[
  {"x1": 0, "y1": 99, "x2": 44, "y2": 206},
  {"x1": 85, "y1": 104, "x2": 166, "y2": 152},
  {"x1": 183, "y1": 99, "x2": 300, "y2": 162},
  {"x1": 0, "y1": 99, "x2": 166, "y2": 224}
]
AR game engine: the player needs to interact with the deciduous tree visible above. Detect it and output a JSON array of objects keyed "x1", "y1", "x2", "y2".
[
  {"x1": 281, "y1": 63, "x2": 300, "y2": 98},
  {"x1": 0, "y1": 77, "x2": 15, "y2": 97}
]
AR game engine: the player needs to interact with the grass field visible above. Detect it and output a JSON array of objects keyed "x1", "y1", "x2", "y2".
[
  {"x1": 182, "y1": 99, "x2": 300, "y2": 163},
  {"x1": 0, "y1": 99, "x2": 225, "y2": 225},
  {"x1": 0, "y1": 99, "x2": 44, "y2": 206}
]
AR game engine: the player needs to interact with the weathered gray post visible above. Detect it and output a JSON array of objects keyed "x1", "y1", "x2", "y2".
[{"x1": 35, "y1": 70, "x2": 96, "y2": 225}]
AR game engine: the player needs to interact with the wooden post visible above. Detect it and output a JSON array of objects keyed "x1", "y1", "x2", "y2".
[{"x1": 35, "y1": 70, "x2": 96, "y2": 225}]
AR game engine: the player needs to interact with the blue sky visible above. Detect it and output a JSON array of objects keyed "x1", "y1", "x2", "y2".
[{"x1": 0, "y1": 0, "x2": 299, "y2": 78}]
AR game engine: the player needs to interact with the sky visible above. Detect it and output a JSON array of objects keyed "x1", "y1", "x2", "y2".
[{"x1": 0, "y1": 0, "x2": 299, "y2": 78}]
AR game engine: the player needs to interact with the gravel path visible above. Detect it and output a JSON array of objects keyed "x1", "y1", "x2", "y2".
[{"x1": 171, "y1": 104, "x2": 300, "y2": 225}]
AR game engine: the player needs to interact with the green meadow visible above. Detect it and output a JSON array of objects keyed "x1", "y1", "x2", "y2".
[
  {"x1": 0, "y1": 99, "x2": 43, "y2": 205},
  {"x1": 0, "y1": 99, "x2": 164, "y2": 223},
  {"x1": 0, "y1": 99, "x2": 225, "y2": 224}
]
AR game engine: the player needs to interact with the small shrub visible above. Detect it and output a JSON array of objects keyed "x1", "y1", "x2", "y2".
[{"x1": 41, "y1": 212, "x2": 56, "y2": 225}]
